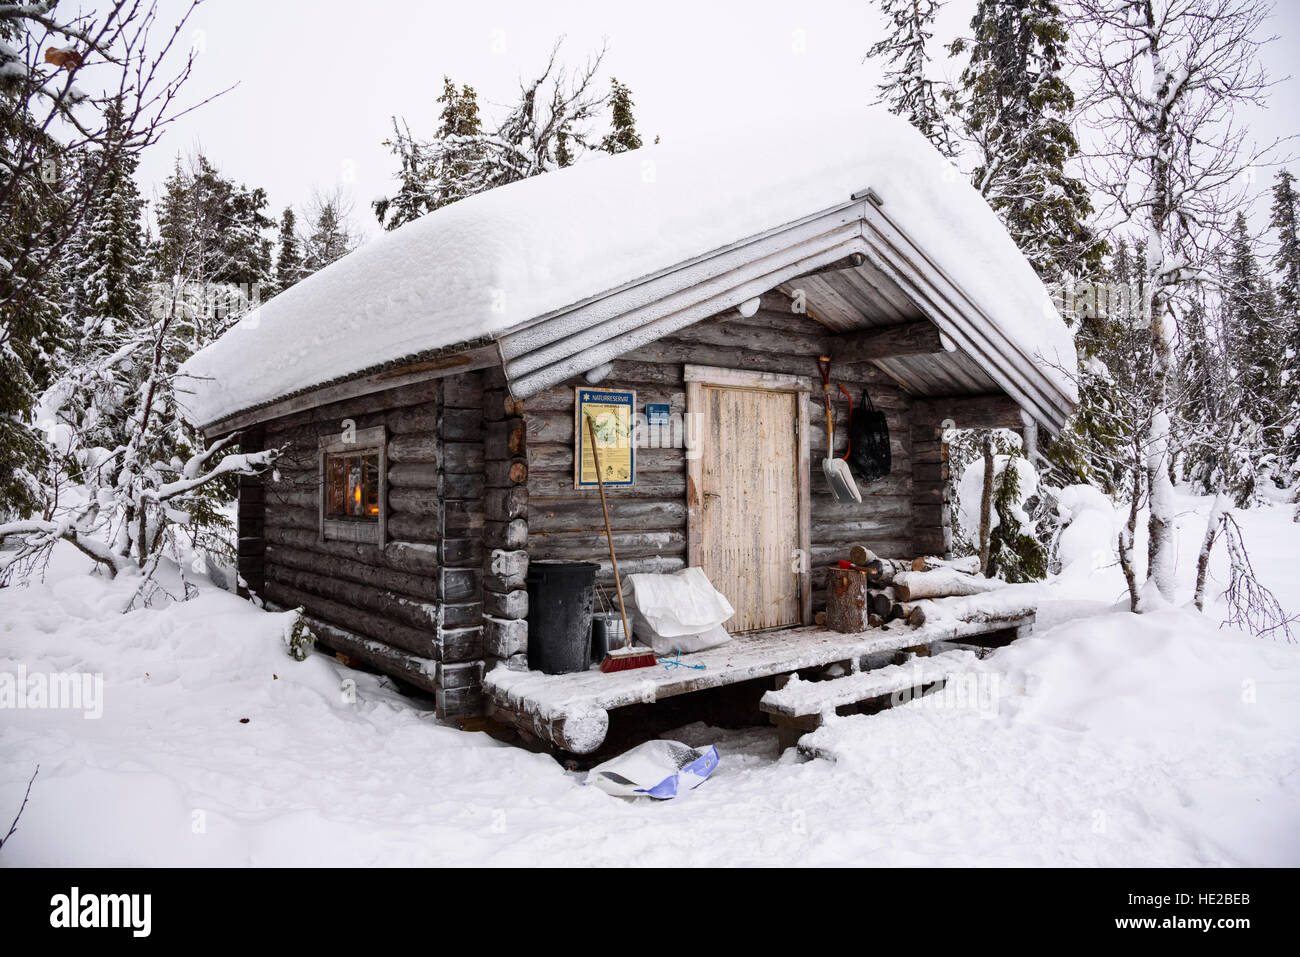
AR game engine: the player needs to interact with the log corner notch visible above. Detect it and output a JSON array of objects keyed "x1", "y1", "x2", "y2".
[{"x1": 830, "y1": 319, "x2": 945, "y2": 365}]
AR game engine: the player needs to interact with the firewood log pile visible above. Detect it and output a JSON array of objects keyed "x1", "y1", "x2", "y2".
[{"x1": 824, "y1": 546, "x2": 1002, "y2": 632}]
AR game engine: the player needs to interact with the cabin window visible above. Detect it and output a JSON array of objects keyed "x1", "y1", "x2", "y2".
[{"x1": 319, "y1": 426, "x2": 387, "y2": 545}]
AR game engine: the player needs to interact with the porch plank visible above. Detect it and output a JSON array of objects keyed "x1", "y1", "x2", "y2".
[{"x1": 481, "y1": 590, "x2": 1036, "y2": 754}]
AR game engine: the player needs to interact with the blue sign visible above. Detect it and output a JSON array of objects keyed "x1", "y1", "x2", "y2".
[{"x1": 645, "y1": 403, "x2": 671, "y2": 426}]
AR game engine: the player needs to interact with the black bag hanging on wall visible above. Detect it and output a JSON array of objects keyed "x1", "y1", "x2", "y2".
[{"x1": 849, "y1": 388, "x2": 891, "y2": 482}]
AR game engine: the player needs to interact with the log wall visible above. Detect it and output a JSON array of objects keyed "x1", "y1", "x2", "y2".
[
  {"x1": 246, "y1": 373, "x2": 488, "y2": 718},
  {"x1": 521, "y1": 295, "x2": 916, "y2": 620}
]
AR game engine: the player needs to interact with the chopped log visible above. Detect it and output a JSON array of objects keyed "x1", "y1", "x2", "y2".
[
  {"x1": 868, "y1": 591, "x2": 894, "y2": 619},
  {"x1": 861, "y1": 557, "x2": 912, "y2": 585},
  {"x1": 824, "y1": 566, "x2": 872, "y2": 633},
  {"x1": 912, "y1": 554, "x2": 982, "y2": 574},
  {"x1": 849, "y1": 545, "x2": 878, "y2": 566},
  {"x1": 891, "y1": 569, "x2": 1003, "y2": 602}
]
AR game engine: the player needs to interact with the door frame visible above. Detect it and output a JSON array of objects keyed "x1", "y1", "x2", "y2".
[{"x1": 683, "y1": 364, "x2": 813, "y2": 627}]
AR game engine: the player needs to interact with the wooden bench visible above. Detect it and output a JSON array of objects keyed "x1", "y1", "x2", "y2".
[{"x1": 760, "y1": 649, "x2": 981, "y2": 751}]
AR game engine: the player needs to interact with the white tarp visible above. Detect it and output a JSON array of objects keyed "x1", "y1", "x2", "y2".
[{"x1": 625, "y1": 567, "x2": 734, "y2": 655}]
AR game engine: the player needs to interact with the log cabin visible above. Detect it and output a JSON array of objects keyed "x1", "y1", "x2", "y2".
[{"x1": 178, "y1": 106, "x2": 1077, "y2": 753}]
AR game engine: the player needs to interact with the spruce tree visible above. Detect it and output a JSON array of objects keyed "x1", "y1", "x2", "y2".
[
  {"x1": 866, "y1": 0, "x2": 956, "y2": 158},
  {"x1": 948, "y1": 0, "x2": 1100, "y2": 282},
  {"x1": 1217, "y1": 214, "x2": 1282, "y2": 503},
  {"x1": 374, "y1": 77, "x2": 485, "y2": 229},
  {"x1": 1270, "y1": 169, "x2": 1300, "y2": 485},
  {"x1": 274, "y1": 207, "x2": 302, "y2": 293},
  {"x1": 300, "y1": 196, "x2": 355, "y2": 275},
  {"x1": 600, "y1": 78, "x2": 643, "y2": 154}
]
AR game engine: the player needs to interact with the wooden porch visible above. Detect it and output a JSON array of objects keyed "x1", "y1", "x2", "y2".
[{"x1": 482, "y1": 593, "x2": 1035, "y2": 755}]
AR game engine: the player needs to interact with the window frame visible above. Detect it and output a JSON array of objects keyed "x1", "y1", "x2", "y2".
[{"x1": 318, "y1": 426, "x2": 387, "y2": 546}]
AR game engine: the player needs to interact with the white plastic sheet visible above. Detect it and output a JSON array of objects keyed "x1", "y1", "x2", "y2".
[
  {"x1": 585, "y1": 739, "x2": 720, "y2": 799},
  {"x1": 624, "y1": 567, "x2": 734, "y2": 655}
]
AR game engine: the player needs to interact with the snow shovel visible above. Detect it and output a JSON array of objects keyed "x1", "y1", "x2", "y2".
[{"x1": 817, "y1": 356, "x2": 862, "y2": 503}]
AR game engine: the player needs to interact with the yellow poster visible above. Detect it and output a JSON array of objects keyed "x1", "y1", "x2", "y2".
[{"x1": 575, "y1": 388, "x2": 636, "y2": 488}]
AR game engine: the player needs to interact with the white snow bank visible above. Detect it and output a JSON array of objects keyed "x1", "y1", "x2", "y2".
[
  {"x1": 799, "y1": 605, "x2": 1300, "y2": 864},
  {"x1": 177, "y1": 99, "x2": 1076, "y2": 427},
  {"x1": 5, "y1": 493, "x2": 1292, "y2": 866},
  {"x1": 1055, "y1": 484, "x2": 1119, "y2": 580}
]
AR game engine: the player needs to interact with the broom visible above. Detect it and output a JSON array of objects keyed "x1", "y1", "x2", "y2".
[{"x1": 585, "y1": 414, "x2": 656, "y2": 673}]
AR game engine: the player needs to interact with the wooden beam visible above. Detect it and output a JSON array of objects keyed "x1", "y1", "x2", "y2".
[
  {"x1": 912, "y1": 394, "x2": 1024, "y2": 430},
  {"x1": 787, "y1": 252, "x2": 867, "y2": 281},
  {"x1": 831, "y1": 321, "x2": 944, "y2": 364},
  {"x1": 200, "y1": 343, "x2": 500, "y2": 439}
]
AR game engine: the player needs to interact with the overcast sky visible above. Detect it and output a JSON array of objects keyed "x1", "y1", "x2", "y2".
[{"x1": 137, "y1": 0, "x2": 1300, "y2": 241}]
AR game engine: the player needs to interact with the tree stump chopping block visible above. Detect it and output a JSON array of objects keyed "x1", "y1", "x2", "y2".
[{"x1": 825, "y1": 566, "x2": 874, "y2": 633}]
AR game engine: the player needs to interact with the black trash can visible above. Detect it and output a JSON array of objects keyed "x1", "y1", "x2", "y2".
[{"x1": 526, "y1": 561, "x2": 599, "y2": 674}]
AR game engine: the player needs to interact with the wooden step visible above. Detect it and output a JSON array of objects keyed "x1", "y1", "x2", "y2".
[{"x1": 760, "y1": 649, "x2": 979, "y2": 719}]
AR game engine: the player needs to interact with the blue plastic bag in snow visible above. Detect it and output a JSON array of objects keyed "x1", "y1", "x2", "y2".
[{"x1": 585, "y1": 739, "x2": 720, "y2": 799}]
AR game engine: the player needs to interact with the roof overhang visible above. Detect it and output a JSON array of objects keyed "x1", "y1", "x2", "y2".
[{"x1": 496, "y1": 197, "x2": 1076, "y2": 433}]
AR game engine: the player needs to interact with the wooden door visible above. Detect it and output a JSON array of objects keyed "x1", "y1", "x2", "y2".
[{"x1": 693, "y1": 381, "x2": 803, "y2": 632}]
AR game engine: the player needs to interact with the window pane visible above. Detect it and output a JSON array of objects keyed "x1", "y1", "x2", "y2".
[
  {"x1": 326, "y1": 452, "x2": 380, "y2": 521},
  {"x1": 328, "y1": 456, "x2": 345, "y2": 516},
  {"x1": 363, "y1": 457, "x2": 380, "y2": 516}
]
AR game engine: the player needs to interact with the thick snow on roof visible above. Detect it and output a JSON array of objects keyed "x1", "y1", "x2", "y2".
[{"x1": 179, "y1": 102, "x2": 1076, "y2": 427}]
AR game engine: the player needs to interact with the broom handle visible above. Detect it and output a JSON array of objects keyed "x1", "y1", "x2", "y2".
[{"x1": 586, "y1": 415, "x2": 632, "y2": 650}]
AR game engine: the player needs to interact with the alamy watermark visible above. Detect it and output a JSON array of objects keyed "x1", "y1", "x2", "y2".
[
  {"x1": 890, "y1": 667, "x2": 1002, "y2": 719},
  {"x1": 0, "y1": 667, "x2": 103, "y2": 719}
]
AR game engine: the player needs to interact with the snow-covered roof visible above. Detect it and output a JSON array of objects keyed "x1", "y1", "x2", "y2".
[{"x1": 179, "y1": 102, "x2": 1077, "y2": 431}]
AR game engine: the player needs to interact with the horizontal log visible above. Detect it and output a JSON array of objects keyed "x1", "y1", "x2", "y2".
[
  {"x1": 263, "y1": 380, "x2": 437, "y2": 433},
  {"x1": 263, "y1": 580, "x2": 437, "y2": 659},
  {"x1": 265, "y1": 542, "x2": 438, "y2": 601},
  {"x1": 388, "y1": 434, "x2": 439, "y2": 463},
  {"x1": 912, "y1": 395, "x2": 1024, "y2": 431},
  {"x1": 528, "y1": 442, "x2": 687, "y2": 475},
  {"x1": 387, "y1": 463, "x2": 441, "y2": 488},
  {"x1": 530, "y1": 499, "x2": 685, "y2": 532},
  {"x1": 526, "y1": 471, "x2": 686, "y2": 502},
  {"x1": 303, "y1": 616, "x2": 438, "y2": 696},
  {"x1": 383, "y1": 541, "x2": 441, "y2": 575},
  {"x1": 831, "y1": 320, "x2": 944, "y2": 364},
  {"x1": 386, "y1": 513, "x2": 441, "y2": 543},
  {"x1": 383, "y1": 401, "x2": 438, "y2": 434},
  {"x1": 486, "y1": 698, "x2": 608, "y2": 755},
  {"x1": 892, "y1": 569, "x2": 1002, "y2": 602},
  {"x1": 265, "y1": 526, "x2": 439, "y2": 573},
  {"x1": 389, "y1": 487, "x2": 441, "y2": 517},
  {"x1": 265, "y1": 563, "x2": 439, "y2": 632},
  {"x1": 529, "y1": 529, "x2": 685, "y2": 562}
]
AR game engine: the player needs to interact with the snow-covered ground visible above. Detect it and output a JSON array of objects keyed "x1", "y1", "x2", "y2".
[{"x1": 1, "y1": 489, "x2": 1297, "y2": 866}]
